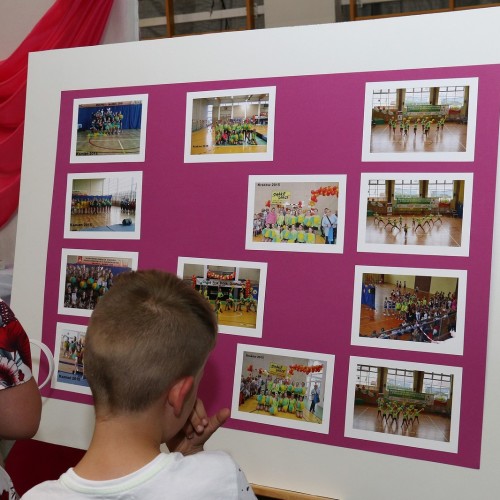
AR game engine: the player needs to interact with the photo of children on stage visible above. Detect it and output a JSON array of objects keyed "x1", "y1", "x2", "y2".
[
  {"x1": 58, "y1": 249, "x2": 138, "y2": 317},
  {"x1": 52, "y1": 323, "x2": 91, "y2": 396},
  {"x1": 64, "y1": 171, "x2": 142, "y2": 239},
  {"x1": 185, "y1": 86, "x2": 275, "y2": 162},
  {"x1": 345, "y1": 357, "x2": 462, "y2": 453},
  {"x1": 246, "y1": 175, "x2": 346, "y2": 254},
  {"x1": 232, "y1": 345, "x2": 334, "y2": 434},
  {"x1": 351, "y1": 266, "x2": 466, "y2": 355},
  {"x1": 178, "y1": 257, "x2": 267, "y2": 338},
  {"x1": 71, "y1": 94, "x2": 148, "y2": 162}
]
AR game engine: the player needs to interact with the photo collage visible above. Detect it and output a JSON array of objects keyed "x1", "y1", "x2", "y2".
[{"x1": 43, "y1": 73, "x2": 494, "y2": 468}]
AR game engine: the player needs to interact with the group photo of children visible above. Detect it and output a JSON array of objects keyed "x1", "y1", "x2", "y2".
[
  {"x1": 186, "y1": 87, "x2": 275, "y2": 160},
  {"x1": 233, "y1": 346, "x2": 335, "y2": 433},
  {"x1": 178, "y1": 257, "x2": 266, "y2": 337},
  {"x1": 247, "y1": 176, "x2": 345, "y2": 253},
  {"x1": 65, "y1": 172, "x2": 142, "y2": 237},
  {"x1": 353, "y1": 268, "x2": 464, "y2": 355},
  {"x1": 52, "y1": 323, "x2": 90, "y2": 394},
  {"x1": 73, "y1": 96, "x2": 146, "y2": 159},
  {"x1": 364, "y1": 79, "x2": 476, "y2": 158},
  {"x1": 58, "y1": 250, "x2": 138, "y2": 317}
]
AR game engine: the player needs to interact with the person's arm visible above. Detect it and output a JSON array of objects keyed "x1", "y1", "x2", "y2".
[{"x1": 0, "y1": 378, "x2": 41, "y2": 440}]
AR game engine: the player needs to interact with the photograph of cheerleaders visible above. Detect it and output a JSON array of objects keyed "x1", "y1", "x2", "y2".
[
  {"x1": 351, "y1": 266, "x2": 466, "y2": 356},
  {"x1": 232, "y1": 344, "x2": 334, "y2": 434},
  {"x1": 357, "y1": 173, "x2": 472, "y2": 257},
  {"x1": 345, "y1": 356, "x2": 462, "y2": 453},
  {"x1": 185, "y1": 86, "x2": 276, "y2": 162},
  {"x1": 178, "y1": 257, "x2": 267, "y2": 338},
  {"x1": 51, "y1": 323, "x2": 91, "y2": 396},
  {"x1": 246, "y1": 175, "x2": 346, "y2": 254},
  {"x1": 58, "y1": 249, "x2": 138, "y2": 318},
  {"x1": 362, "y1": 78, "x2": 477, "y2": 162},
  {"x1": 64, "y1": 171, "x2": 143, "y2": 240},
  {"x1": 70, "y1": 94, "x2": 148, "y2": 163}
]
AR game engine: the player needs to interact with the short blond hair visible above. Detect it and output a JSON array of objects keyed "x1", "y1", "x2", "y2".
[{"x1": 84, "y1": 270, "x2": 217, "y2": 414}]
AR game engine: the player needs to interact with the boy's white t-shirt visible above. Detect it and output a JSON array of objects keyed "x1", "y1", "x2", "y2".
[{"x1": 22, "y1": 451, "x2": 256, "y2": 499}]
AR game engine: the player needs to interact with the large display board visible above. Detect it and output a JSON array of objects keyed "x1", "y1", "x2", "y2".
[{"x1": 14, "y1": 8, "x2": 500, "y2": 499}]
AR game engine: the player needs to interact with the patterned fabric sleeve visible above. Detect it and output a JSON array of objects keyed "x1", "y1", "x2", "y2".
[{"x1": 0, "y1": 300, "x2": 33, "y2": 390}]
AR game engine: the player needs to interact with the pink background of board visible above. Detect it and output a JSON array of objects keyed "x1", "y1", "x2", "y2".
[{"x1": 40, "y1": 65, "x2": 500, "y2": 468}]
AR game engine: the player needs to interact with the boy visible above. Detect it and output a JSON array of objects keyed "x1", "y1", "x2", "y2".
[{"x1": 24, "y1": 270, "x2": 256, "y2": 499}]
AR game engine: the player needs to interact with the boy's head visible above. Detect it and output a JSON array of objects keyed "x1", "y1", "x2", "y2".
[{"x1": 84, "y1": 270, "x2": 218, "y2": 415}]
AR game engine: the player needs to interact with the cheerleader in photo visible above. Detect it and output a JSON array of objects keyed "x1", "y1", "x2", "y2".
[
  {"x1": 296, "y1": 224, "x2": 306, "y2": 243},
  {"x1": 262, "y1": 223, "x2": 272, "y2": 242},
  {"x1": 271, "y1": 224, "x2": 282, "y2": 243},
  {"x1": 296, "y1": 396, "x2": 304, "y2": 419},
  {"x1": 225, "y1": 294, "x2": 234, "y2": 311},
  {"x1": 305, "y1": 227, "x2": 316, "y2": 244},
  {"x1": 281, "y1": 393, "x2": 290, "y2": 413},
  {"x1": 280, "y1": 225, "x2": 290, "y2": 242},
  {"x1": 264, "y1": 390, "x2": 271, "y2": 411},
  {"x1": 256, "y1": 390, "x2": 264, "y2": 411},
  {"x1": 304, "y1": 210, "x2": 312, "y2": 228},
  {"x1": 269, "y1": 393, "x2": 279, "y2": 415},
  {"x1": 312, "y1": 210, "x2": 321, "y2": 230},
  {"x1": 277, "y1": 210, "x2": 285, "y2": 227},
  {"x1": 293, "y1": 382, "x2": 302, "y2": 397},
  {"x1": 288, "y1": 394, "x2": 297, "y2": 414},
  {"x1": 288, "y1": 225, "x2": 298, "y2": 243},
  {"x1": 297, "y1": 210, "x2": 305, "y2": 226}
]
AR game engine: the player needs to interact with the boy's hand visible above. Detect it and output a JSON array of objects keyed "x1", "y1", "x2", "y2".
[{"x1": 167, "y1": 399, "x2": 230, "y2": 456}]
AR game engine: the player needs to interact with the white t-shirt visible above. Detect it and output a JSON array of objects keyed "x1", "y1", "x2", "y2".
[{"x1": 22, "y1": 451, "x2": 256, "y2": 499}]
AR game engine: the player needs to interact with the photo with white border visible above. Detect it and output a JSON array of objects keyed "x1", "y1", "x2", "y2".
[
  {"x1": 351, "y1": 265, "x2": 466, "y2": 355},
  {"x1": 357, "y1": 172, "x2": 473, "y2": 257},
  {"x1": 58, "y1": 249, "x2": 139, "y2": 318},
  {"x1": 246, "y1": 174, "x2": 346, "y2": 254},
  {"x1": 70, "y1": 94, "x2": 148, "y2": 163},
  {"x1": 345, "y1": 356, "x2": 462, "y2": 453},
  {"x1": 232, "y1": 344, "x2": 334, "y2": 434},
  {"x1": 52, "y1": 322, "x2": 91, "y2": 396},
  {"x1": 177, "y1": 257, "x2": 267, "y2": 338},
  {"x1": 184, "y1": 86, "x2": 276, "y2": 163},
  {"x1": 63, "y1": 171, "x2": 143, "y2": 240},
  {"x1": 362, "y1": 78, "x2": 478, "y2": 162}
]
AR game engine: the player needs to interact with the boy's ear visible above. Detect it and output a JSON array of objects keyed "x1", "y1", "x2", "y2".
[{"x1": 167, "y1": 376, "x2": 195, "y2": 417}]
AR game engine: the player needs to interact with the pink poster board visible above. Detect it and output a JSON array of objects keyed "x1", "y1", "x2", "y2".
[{"x1": 40, "y1": 64, "x2": 500, "y2": 469}]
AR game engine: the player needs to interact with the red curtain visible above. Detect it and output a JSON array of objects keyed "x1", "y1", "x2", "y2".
[{"x1": 0, "y1": 0, "x2": 114, "y2": 228}]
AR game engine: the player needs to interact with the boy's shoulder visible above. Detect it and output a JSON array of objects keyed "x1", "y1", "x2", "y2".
[{"x1": 22, "y1": 451, "x2": 256, "y2": 499}]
